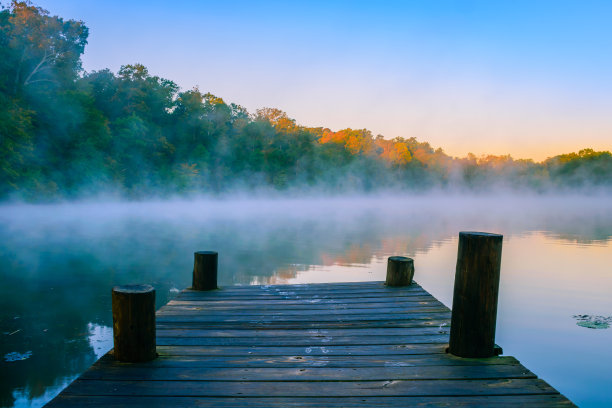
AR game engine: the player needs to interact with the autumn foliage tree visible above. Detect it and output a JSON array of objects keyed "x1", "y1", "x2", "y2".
[{"x1": 0, "y1": 1, "x2": 610, "y2": 200}]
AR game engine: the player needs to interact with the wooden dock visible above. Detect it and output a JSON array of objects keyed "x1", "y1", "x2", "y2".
[{"x1": 46, "y1": 281, "x2": 574, "y2": 407}]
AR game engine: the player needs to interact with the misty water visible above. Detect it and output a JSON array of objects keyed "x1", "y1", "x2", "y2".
[{"x1": 0, "y1": 195, "x2": 611, "y2": 407}]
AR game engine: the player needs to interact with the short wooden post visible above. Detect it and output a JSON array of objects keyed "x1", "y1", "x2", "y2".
[
  {"x1": 111, "y1": 284, "x2": 156, "y2": 362},
  {"x1": 193, "y1": 251, "x2": 218, "y2": 290},
  {"x1": 385, "y1": 256, "x2": 414, "y2": 287},
  {"x1": 448, "y1": 231, "x2": 503, "y2": 358}
]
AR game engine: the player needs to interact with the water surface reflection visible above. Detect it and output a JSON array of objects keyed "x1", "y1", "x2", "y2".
[{"x1": 0, "y1": 195, "x2": 610, "y2": 407}]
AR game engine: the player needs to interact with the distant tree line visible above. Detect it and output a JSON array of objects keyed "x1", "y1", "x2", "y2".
[{"x1": 1, "y1": 1, "x2": 610, "y2": 200}]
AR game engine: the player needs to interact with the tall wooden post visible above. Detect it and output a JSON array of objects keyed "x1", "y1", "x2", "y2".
[
  {"x1": 193, "y1": 251, "x2": 218, "y2": 290},
  {"x1": 385, "y1": 256, "x2": 414, "y2": 287},
  {"x1": 111, "y1": 284, "x2": 156, "y2": 362},
  {"x1": 448, "y1": 231, "x2": 503, "y2": 358}
]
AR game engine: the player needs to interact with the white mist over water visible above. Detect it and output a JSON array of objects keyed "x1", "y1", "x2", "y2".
[{"x1": 0, "y1": 194, "x2": 611, "y2": 407}]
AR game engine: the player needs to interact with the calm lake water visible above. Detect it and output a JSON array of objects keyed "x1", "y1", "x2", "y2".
[{"x1": 0, "y1": 195, "x2": 611, "y2": 407}]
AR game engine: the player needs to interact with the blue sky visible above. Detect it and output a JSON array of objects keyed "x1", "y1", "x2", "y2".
[{"x1": 28, "y1": 0, "x2": 612, "y2": 160}]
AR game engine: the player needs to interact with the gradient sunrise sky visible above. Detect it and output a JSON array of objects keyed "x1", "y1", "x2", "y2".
[{"x1": 29, "y1": 0, "x2": 612, "y2": 161}]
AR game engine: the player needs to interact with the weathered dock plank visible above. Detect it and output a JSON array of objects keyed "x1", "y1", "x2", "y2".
[
  {"x1": 93, "y1": 353, "x2": 523, "y2": 368},
  {"x1": 57, "y1": 378, "x2": 559, "y2": 397},
  {"x1": 47, "y1": 395, "x2": 575, "y2": 407},
  {"x1": 78, "y1": 364, "x2": 537, "y2": 381},
  {"x1": 45, "y1": 281, "x2": 575, "y2": 407}
]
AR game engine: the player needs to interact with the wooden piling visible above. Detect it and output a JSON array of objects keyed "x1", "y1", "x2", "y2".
[
  {"x1": 111, "y1": 284, "x2": 156, "y2": 362},
  {"x1": 193, "y1": 251, "x2": 218, "y2": 290},
  {"x1": 385, "y1": 256, "x2": 414, "y2": 287},
  {"x1": 448, "y1": 231, "x2": 503, "y2": 358}
]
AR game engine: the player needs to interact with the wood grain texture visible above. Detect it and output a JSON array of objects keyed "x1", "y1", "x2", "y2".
[
  {"x1": 46, "y1": 395, "x2": 575, "y2": 407},
  {"x1": 111, "y1": 285, "x2": 156, "y2": 362},
  {"x1": 46, "y1": 280, "x2": 575, "y2": 407},
  {"x1": 449, "y1": 232, "x2": 503, "y2": 358},
  {"x1": 79, "y1": 364, "x2": 537, "y2": 381},
  {"x1": 385, "y1": 256, "x2": 415, "y2": 286},
  {"x1": 192, "y1": 251, "x2": 217, "y2": 290},
  {"x1": 57, "y1": 378, "x2": 560, "y2": 397}
]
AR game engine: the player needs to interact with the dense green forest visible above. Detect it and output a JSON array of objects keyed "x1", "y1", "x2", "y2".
[{"x1": 1, "y1": 1, "x2": 610, "y2": 200}]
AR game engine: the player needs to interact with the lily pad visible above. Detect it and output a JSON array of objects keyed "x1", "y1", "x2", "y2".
[
  {"x1": 573, "y1": 314, "x2": 612, "y2": 330},
  {"x1": 4, "y1": 351, "x2": 32, "y2": 362},
  {"x1": 577, "y1": 321, "x2": 609, "y2": 329}
]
